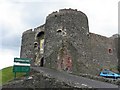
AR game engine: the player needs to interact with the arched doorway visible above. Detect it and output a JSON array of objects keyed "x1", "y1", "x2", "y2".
[
  {"x1": 36, "y1": 31, "x2": 44, "y2": 54},
  {"x1": 40, "y1": 57, "x2": 44, "y2": 67}
]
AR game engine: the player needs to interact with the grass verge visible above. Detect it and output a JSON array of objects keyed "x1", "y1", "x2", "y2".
[{"x1": 0, "y1": 66, "x2": 26, "y2": 85}]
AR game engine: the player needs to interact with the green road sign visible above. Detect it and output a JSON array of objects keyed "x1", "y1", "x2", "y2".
[
  {"x1": 14, "y1": 58, "x2": 31, "y2": 64},
  {"x1": 13, "y1": 58, "x2": 31, "y2": 78},
  {"x1": 13, "y1": 66, "x2": 30, "y2": 72}
]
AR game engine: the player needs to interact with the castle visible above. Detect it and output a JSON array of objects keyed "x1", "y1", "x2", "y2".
[{"x1": 20, "y1": 9, "x2": 119, "y2": 75}]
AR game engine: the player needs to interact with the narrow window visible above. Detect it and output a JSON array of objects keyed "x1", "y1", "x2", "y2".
[
  {"x1": 55, "y1": 15, "x2": 57, "y2": 17},
  {"x1": 40, "y1": 57, "x2": 44, "y2": 67},
  {"x1": 34, "y1": 42, "x2": 38, "y2": 48},
  {"x1": 108, "y1": 48, "x2": 112, "y2": 53}
]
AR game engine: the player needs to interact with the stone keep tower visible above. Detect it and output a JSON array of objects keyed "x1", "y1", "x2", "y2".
[{"x1": 44, "y1": 9, "x2": 91, "y2": 74}]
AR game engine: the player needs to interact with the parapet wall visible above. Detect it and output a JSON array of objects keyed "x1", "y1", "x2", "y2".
[{"x1": 46, "y1": 9, "x2": 88, "y2": 22}]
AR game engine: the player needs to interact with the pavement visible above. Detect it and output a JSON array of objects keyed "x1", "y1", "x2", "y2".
[{"x1": 31, "y1": 67, "x2": 119, "y2": 89}]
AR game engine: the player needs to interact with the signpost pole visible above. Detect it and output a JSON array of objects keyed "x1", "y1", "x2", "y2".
[{"x1": 14, "y1": 72, "x2": 16, "y2": 79}]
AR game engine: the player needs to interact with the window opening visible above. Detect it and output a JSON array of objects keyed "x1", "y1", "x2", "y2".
[
  {"x1": 37, "y1": 31, "x2": 44, "y2": 37},
  {"x1": 40, "y1": 57, "x2": 44, "y2": 67},
  {"x1": 108, "y1": 48, "x2": 112, "y2": 53},
  {"x1": 57, "y1": 29, "x2": 62, "y2": 33}
]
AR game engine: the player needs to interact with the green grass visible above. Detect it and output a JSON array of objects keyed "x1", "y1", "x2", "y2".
[{"x1": 0, "y1": 66, "x2": 26, "y2": 85}]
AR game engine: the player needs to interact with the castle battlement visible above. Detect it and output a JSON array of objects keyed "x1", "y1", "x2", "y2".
[{"x1": 46, "y1": 8, "x2": 87, "y2": 20}]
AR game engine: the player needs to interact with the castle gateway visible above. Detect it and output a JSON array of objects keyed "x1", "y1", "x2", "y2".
[{"x1": 20, "y1": 9, "x2": 118, "y2": 75}]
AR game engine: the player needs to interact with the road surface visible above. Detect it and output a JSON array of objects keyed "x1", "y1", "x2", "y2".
[{"x1": 31, "y1": 67, "x2": 119, "y2": 89}]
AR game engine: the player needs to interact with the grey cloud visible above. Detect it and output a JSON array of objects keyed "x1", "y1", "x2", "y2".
[
  {"x1": 14, "y1": 2, "x2": 71, "y2": 27},
  {"x1": 2, "y1": 35, "x2": 21, "y2": 50}
]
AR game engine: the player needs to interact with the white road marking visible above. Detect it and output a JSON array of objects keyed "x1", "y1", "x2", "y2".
[{"x1": 81, "y1": 84, "x2": 88, "y2": 87}]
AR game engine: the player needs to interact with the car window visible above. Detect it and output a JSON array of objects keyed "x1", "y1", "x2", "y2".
[
  {"x1": 109, "y1": 73, "x2": 113, "y2": 75},
  {"x1": 108, "y1": 71, "x2": 116, "y2": 75},
  {"x1": 103, "y1": 72, "x2": 107, "y2": 74}
]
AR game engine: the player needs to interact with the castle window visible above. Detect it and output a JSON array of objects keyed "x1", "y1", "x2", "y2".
[
  {"x1": 40, "y1": 57, "x2": 44, "y2": 67},
  {"x1": 34, "y1": 42, "x2": 38, "y2": 45},
  {"x1": 34, "y1": 45, "x2": 37, "y2": 48},
  {"x1": 34, "y1": 42, "x2": 38, "y2": 48},
  {"x1": 37, "y1": 31, "x2": 44, "y2": 37},
  {"x1": 55, "y1": 15, "x2": 57, "y2": 17},
  {"x1": 57, "y1": 29, "x2": 62, "y2": 33},
  {"x1": 108, "y1": 48, "x2": 112, "y2": 53}
]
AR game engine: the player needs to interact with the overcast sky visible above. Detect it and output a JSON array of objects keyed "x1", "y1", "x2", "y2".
[{"x1": 0, "y1": 0, "x2": 119, "y2": 69}]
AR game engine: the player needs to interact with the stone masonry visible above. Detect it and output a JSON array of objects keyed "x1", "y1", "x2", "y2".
[
  {"x1": 20, "y1": 29, "x2": 35, "y2": 66},
  {"x1": 20, "y1": 8, "x2": 119, "y2": 75}
]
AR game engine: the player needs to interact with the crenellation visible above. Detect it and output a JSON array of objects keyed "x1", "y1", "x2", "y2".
[{"x1": 46, "y1": 8, "x2": 87, "y2": 21}]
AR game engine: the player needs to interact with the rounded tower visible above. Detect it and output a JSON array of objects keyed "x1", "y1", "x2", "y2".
[{"x1": 44, "y1": 9, "x2": 90, "y2": 74}]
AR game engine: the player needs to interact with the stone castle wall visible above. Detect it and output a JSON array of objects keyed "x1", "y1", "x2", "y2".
[
  {"x1": 44, "y1": 9, "x2": 118, "y2": 75},
  {"x1": 89, "y1": 33, "x2": 118, "y2": 74},
  {"x1": 20, "y1": 29, "x2": 35, "y2": 66},
  {"x1": 20, "y1": 9, "x2": 118, "y2": 75}
]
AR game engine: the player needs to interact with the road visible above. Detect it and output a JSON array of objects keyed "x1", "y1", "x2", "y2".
[{"x1": 31, "y1": 67, "x2": 119, "y2": 89}]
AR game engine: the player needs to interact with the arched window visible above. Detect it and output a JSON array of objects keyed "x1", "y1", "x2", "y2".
[
  {"x1": 57, "y1": 29, "x2": 62, "y2": 33},
  {"x1": 37, "y1": 31, "x2": 44, "y2": 37},
  {"x1": 34, "y1": 42, "x2": 38, "y2": 48}
]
